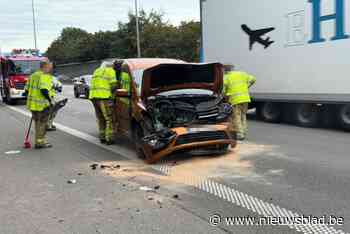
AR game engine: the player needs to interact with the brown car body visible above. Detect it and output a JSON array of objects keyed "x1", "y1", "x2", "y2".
[{"x1": 114, "y1": 58, "x2": 236, "y2": 164}]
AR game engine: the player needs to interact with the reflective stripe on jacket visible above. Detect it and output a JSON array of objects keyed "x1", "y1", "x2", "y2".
[
  {"x1": 120, "y1": 72, "x2": 131, "y2": 105},
  {"x1": 26, "y1": 72, "x2": 53, "y2": 111},
  {"x1": 223, "y1": 71, "x2": 256, "y2": 105},
  {"x1": 89, "y1": 67, "x2": 117, "y2": 100}
]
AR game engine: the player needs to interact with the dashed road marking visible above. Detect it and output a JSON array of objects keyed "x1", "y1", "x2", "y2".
[{"x1": 8, "y1": 106, "x2": 348, "y2": 234}]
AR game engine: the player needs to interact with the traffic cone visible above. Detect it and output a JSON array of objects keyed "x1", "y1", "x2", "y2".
[{"x1": 24, "y1": 118, "x2": 33, "y2": 149}]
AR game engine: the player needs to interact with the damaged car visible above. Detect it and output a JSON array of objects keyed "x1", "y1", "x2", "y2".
[{"x1": 114, "y1": 59, "x2": 236, "y2": 164}]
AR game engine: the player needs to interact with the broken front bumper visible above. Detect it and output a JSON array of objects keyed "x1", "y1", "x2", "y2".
[{"x1": 142, "y1": 123, "x2": 236, "y2": 164}]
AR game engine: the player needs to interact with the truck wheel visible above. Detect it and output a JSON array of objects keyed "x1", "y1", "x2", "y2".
[
  {"x1": 257, "y1": 102, "x2": 282, "y2": 123},
  {"x1": 337, "y1": 104, "x2": 350, "y2": 131},
  {"x1": 74, "y1": 89, "x2": 80, "y2": 98},
  {"x1": 293, "y1": 104, "x2": 320, "y2": 128}
]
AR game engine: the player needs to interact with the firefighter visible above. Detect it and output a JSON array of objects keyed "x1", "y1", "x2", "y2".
[
  {"x1": 26, "y1": 62, "x2": 54, "y2": 149},
  {"x1": 89, "y1": 62, "x2": 118, "y2": 145},
  {"x1": 223, "y1": 64, "x2": 256, "y2": 141},
  {"x1": 46, "y1": 65, "x2": 59, "y2": 131},
  {"x1": 120, "y1": 64, "x2": 131, "y2": 105},
  {"x1": 113, "y1": 60, "x2": 124, "y2": 83}
]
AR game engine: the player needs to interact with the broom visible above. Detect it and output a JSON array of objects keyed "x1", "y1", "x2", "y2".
[{"x1": 24, "y1": 118, "x2": 33, "y2": 149}]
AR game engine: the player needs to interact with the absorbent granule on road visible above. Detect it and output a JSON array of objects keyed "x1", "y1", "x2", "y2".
[{"x1": 97, "y1": 142, "x2": 277, "y2": 188}]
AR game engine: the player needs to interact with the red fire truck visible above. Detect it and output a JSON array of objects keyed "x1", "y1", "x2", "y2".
[{"x1": 0, "y1": 54, "x2": 47, "y2": 104}]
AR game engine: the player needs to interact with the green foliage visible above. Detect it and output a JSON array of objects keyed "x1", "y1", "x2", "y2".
[{"x1": 46, "y1": 10, "x2": 200, "y2": 64}]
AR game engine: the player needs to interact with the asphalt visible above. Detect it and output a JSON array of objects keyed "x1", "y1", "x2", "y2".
[{"x1": 1, "y1": 85, "x2": 350, "y2": 233}]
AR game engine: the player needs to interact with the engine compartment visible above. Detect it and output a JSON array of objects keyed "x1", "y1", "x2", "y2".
[{"x1": 146, "y1": 94, "x2": 233, "y2": 131}]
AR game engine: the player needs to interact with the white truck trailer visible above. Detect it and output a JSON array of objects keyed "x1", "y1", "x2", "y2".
[{"x1": 200, "y1": 0, "x2": 350, "y2": 131}]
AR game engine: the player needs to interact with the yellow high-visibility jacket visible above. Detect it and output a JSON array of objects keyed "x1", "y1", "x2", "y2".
[
  {"x1": 120, "y1": 72, "x2": 131, "y2": 105},
  {"x1": 89, "y1": 67, "x2": 117, "y2": 100},
  {"x1": 26, "y1": 71, "x2": 53, "y2": 112},
  {"x1": 223, "y1": 71, "x2": 256, "y2": 105}
]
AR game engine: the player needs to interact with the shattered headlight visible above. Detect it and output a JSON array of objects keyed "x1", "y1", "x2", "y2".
[
  {"x1": 216, "y1": 103, "x2": 233, "y2": 122},
  {"x1": 142, "y1": 129, "x2": 177, "y2": 151}
]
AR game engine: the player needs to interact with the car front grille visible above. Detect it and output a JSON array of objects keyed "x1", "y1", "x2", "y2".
[
  {"x1": 197, "y1": 107, "x2": 220, "y2": 119},
  {"x1": 175, "y1": 131, "x2": 228, "y2": 146},
  {"x1": 14, "y1": 82, "x2": 26, "y2": 90}
]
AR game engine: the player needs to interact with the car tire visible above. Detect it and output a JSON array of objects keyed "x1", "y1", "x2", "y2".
[
  {"x1": 293, "y1": 103, "x2": 320, "y2": 128},
  {"x1": 257, "y1": 102, "x2": 282, "y2": 123},
  {"x1": 336, "y1": 104, "x2": 350, "y2": 131},
  {"x1": 74, "y1": 89, "x2": 80, "y2": 98}
]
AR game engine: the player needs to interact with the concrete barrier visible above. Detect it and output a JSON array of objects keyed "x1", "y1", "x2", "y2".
[{"x1": 55, "y1": 60, "x2": 101, "y2": 83}]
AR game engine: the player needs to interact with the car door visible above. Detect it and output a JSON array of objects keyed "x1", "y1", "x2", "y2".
[{"x1": 115, "y1": 66, "x2": 132, "y2": 137}]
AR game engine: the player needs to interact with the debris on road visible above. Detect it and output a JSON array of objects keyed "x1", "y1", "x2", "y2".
[
  {"x1": 139, "y1": 186, "x2": 155, "y2": 192},
  {"x1": 67, "y1": 179, "x2": 77, "y2": 184},
  {"x1": 100, "y1": 165, "x2": 111, "y2": 169},
  {"x1": 156, "y1": 199, "x2": 163, "y2": 208},
  {"x1": 173, "y1": 194, "x2": 179, "y2": 199},
  {"x1": 122, "y1": 168, "x2": 132, "y2": 172},
  {"x1": 77, "y1": 173, "x2": 84, "y2": 176},
  {"x1": 5, "y1": 150, "x2": 21, "y2": 155},
  {"x1": 90, "y1": 164, "x2": 99, "y2": 170}
]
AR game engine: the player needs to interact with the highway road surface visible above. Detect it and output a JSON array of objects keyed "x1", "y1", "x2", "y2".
[{"x1": 1, "y1": 85, "x2": 350, "y2": 234}]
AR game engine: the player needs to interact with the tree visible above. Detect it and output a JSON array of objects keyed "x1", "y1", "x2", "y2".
[{"x1": 46, "y1": 11, "x2": 201, "y2": 64}]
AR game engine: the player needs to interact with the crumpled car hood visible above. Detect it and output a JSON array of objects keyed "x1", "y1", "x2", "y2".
[{"x1": 141, "y1": 63, "x2": 223, "y2": 99}]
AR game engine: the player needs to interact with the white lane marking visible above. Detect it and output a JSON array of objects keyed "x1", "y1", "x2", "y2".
[{"x1": 8, "y1": 106, "x2": 348, "y2": 234}]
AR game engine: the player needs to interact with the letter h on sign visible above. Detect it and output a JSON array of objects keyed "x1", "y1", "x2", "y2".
[{"x1": 308, "y1": 0, "x2": 349, "y2": 43}]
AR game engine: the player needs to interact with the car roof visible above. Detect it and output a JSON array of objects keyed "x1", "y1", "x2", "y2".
[{"x1": 125, "y1": 58, "x2": 185, "y2": 71}]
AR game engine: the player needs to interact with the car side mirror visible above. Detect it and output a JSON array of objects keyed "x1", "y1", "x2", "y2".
[{"x1": 116, "y1": 89, "x2": 129, "y2": 97}]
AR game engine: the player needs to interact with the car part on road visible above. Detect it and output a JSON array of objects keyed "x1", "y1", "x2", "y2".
[
  {"x1": 5, "y1": 150, "x2": 21, "y2": 155},
  {"x1": 90, "y1": 164, "x2": 99, "y2": 170},
  {"x1": 67, "y1": 179, "x2": 77, "y2": 184}
]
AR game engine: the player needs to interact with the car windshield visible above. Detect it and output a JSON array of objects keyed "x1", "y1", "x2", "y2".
[{"x1": 11, "y1": 60, "x2": 41, "y2": 75}]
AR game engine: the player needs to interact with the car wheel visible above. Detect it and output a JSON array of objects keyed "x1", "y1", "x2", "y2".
[
  {"x1": 74, "y1": 88, "x2": 80, "y2": 98},
  {"x1": 257, "y1": 102, "x2": 282, "y2": 123},
  {"x1": 293, "y1": 103, "x2": 320, "y2": 128},
  {"x1": 337, "y1": 104, "x2": 350, "y2": 131}
]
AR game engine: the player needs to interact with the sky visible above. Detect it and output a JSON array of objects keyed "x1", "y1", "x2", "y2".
[{"x1": 0, "y1": 0, "x2": 200, "y2": 53}]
